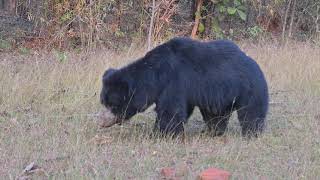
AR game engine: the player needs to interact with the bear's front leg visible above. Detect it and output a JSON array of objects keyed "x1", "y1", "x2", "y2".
[
  {"x1": 154, "y1": 109, "x2": 187, "y2": 137},
  {"x1": 153, "y1": 91, "x2": 188, "y2": 137}
]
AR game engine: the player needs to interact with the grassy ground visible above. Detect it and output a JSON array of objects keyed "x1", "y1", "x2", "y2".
[{"x1": 1, "y1": 42, "x2": 320, "y2": 179}]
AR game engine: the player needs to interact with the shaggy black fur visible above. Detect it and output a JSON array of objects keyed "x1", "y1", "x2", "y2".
[{"x1": 100, "y1": 37, "x2": 269, "y2": 137}]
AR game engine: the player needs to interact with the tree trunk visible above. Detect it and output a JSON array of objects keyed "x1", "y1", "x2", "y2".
[
  {"x1": 191, "y1": 0, "x2": 203, "y2": 39},
  {"x1": 203, "y1": 1, "x2": 214, "y2": 39},
  {"x1": 147, "y1": 0, "x2": 156, "y2": 51},
  {"x1": 288, "y1": 0, "x2": 296, "y2": 38},
  {"x1": 281, "y1": 0, "x2": 292, "y2": 42},
  {"x1": 315, "y1": 5, "x2": 320, "y2": 42}
]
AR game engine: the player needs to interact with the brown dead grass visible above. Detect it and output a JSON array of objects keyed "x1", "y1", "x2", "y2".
[{"x1": 0, "y1": 41, "x2": 320, "y2": 179}]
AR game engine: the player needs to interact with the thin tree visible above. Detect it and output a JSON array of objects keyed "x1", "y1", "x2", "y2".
[
  {"x1": 191, "y1": 0, "x2": 203, "y2": 39},
  {"x1": 147, "y1": 0, "x2": 156, "y2": 51}
]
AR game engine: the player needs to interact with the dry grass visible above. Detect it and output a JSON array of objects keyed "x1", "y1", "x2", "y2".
[{"x1": 1, "y1": 42, "x2": 320, "y2": 179}]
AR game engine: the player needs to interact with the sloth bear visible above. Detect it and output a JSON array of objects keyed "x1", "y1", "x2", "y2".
[{"x1": 100, "y1": 37, "x2": 269, "y2": 137}]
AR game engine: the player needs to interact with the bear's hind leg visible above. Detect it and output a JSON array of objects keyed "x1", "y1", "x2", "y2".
[
  {"x1": 200, "y1": 109, "x2": 231, "y2": 136},
  {"x1": 237, "y1": 105, "x2": 266, "y2": 137}
]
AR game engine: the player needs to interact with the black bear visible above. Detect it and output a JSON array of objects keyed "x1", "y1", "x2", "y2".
[{"x1": 100, "y1": 37, "x2": 269, "y2": 137}]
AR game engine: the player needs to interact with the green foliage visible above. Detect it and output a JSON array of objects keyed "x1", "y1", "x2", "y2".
[
  {"x1": 247, "y1": 26, "x2": 264, "y2": 39},
  {"x1": 115, "y1": 28, "x2": 125, "y2": 38},
  {"x1": 237, "y1": 9, "x2": 247, "y2": 21},
  {"x1": 218, "y1": 5, "x2": 226, "y2": 13},
  {"x1": 227, "y1": 7, "x2": 237, "y2": 15},
  {"x1": 60, "y1": 11, "x2": 74, "y2": 23},
  {"x1": 0, "y1": 39, "x2": 12, "y2": 50},
  {"x1": 19, "y1": 47, "x2": 30, "y2": 55},
  {"x1": 217, "y1": 0, "x2": 247, "y2": 21},
  {"x1": 55, "y1": 50, "x2": 67, "y2": 63},
  {"x1": 211, "y1": 18, "x2": 224, "y2": 39},
  {"x1": 210, "y1": 0, "x2": 247, "y2": 39},
  {"x1": 6, "y1": 0, "x2": 318, "y2": 50},
  {"x1": 198, "y1": 22, "x2": 205, "y2": 33}
]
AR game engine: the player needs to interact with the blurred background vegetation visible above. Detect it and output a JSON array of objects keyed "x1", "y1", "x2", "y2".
[{"x1": 0, "y1": 0, "x2": 319, "y2": 52}]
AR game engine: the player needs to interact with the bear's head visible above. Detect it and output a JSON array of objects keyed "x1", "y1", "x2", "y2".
[{"x1": 100, "y1": 68, "x2": 147, "y2": 122}]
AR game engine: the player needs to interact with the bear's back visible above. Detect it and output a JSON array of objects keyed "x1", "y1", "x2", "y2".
[{"x1": 160, "y1": 37, "x2": 247, "y2": 73}]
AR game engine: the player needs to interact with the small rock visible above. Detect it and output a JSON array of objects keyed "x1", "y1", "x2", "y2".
[
  {"x1": 17, "y1": 162, "x2": 47, "y2": 180},
  {"x1": 197, "y1": 168, "x2": 231, "y2": 180},
  {"x1": 23, "y1": 162, "x2": 38, "y2": 173}
]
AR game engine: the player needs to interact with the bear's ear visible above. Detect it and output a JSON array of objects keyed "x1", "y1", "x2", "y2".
[
  {"x1": 102, "y1": 68, "x2": 117, "y2": 82},
  {"x1": 103, "y1": 68, "x2": 117, "y2": 78},
  {"x1": 167, "y1": 37, "x2": 191, "y2": 53}
]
